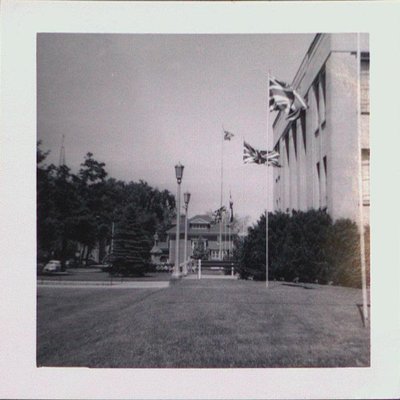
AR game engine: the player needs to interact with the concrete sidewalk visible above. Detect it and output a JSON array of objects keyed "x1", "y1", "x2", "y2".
[
  {"x1": 37, "y1": 280, "x2": 170, "y2": 289},
  {"x1": 183, "y1": 274, "x2": 237, "y2": 280}
]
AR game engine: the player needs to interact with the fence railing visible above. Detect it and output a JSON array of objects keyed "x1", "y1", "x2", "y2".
[{"x1": 197, "y1": 259, "x2": 238, "y2": 279}]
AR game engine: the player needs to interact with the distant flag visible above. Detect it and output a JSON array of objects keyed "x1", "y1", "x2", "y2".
[
  {"x1": 224, "y1": 130, "x2": 234, "y2": 141},
  {"x1": 229, "y1": 193, "x2": 234, "y2": 223},
  {"x1": 212, "y1": 206, "x2": 226, "y2": 223},
  {"x1": 269, "y1": 76, "x2": 307, "y2": 121},
  {"x1": 243, "y1": 141, "x2": 281, "y2": 167}
]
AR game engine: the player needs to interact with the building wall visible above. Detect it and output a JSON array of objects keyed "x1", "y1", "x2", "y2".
[
  {"x1": 327, "y1": 51, "x2": 358, "y2": 222},
  {"x1": 273, "y1": 33, "x2": 369, "y2": 226}
]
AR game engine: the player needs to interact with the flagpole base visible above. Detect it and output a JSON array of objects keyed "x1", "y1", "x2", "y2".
[{"x1": 171, "y1": 272, "x2": 181, "y2": 280}]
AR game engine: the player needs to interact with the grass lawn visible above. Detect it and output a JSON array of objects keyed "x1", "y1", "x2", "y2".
[{"x1": 37, "y1": 279, "x2": 369, "y2": 368}]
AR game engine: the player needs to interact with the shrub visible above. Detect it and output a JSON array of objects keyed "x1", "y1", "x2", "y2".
[
  {"x1": 235, "y1": 209, "x2": 370, "y2": 288},
  {"x1": 326, "y1": 219, "x2": 369, "y2": 288}
]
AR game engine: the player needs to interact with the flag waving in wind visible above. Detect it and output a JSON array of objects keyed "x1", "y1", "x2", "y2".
[
  {"x1": 212, "y1": 206, "x2": 226, "y2": 223},
  {"x1": 229, "y1": 193, "x2": 234, "y2": 223},
  {"x1": 243, "y1": 141, "x2": 281, "y2": 167},
  {"x1": 269, "y1": 76, "x2": 307, "y2": 121},
  {"x1": 224, "y1": 130, "x2": 234, "y2": 141}
]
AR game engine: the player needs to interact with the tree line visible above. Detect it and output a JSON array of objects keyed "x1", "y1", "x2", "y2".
[
  {"x1": 234, "y1": 210, "x2": 370, "y2": 288},
  {"x1": 37, "y1": 141, "x2": 176, "y2": 268}
]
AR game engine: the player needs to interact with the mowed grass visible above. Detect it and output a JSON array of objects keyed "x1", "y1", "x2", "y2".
[{"x1": 37, "y1": 279, "x2": 370, "y2": 368}]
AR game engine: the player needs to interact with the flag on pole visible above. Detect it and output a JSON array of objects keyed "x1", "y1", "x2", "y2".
[
  {"x1": 269, "y1": 76, "x2": 307, "y2": 121},
  {"x1": 229, "y1": 194, "x2": 234, "y2": 223},
  {"x1": 224, "y1": 130, "x2": 234, "y2": 141},
  {"x1": 243, "y1": 141, "x2": 281, "y2": 167},
  {"x1": 212, "y1": 206, "x2": 226, "y2": 223}
]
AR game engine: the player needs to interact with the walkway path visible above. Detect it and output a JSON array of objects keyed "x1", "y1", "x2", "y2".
[{"x1": 38, "y1": 280, "x2": 170, "y2": 289}]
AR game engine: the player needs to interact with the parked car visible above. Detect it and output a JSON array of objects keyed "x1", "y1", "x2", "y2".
[{"x1": 43, "y1": 260, "x2": 62, "y2": 273}]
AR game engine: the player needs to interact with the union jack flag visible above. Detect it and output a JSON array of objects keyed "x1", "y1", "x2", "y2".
[
  {"x1": 269, "y1": 76, "x2": 307, "y2": 121},
  {"x1": 243, "y1": 141, "x2": 281, "y2": 167},
  {"x1": 212, "y1": 206, "x2": 226, "y2": 223}
]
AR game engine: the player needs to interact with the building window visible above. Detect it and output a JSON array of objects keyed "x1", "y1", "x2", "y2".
[
  {"x1": 313, "y1": 79, "x2": 320, "y2": 125},
  {"x1": 292, "y1": 123, "x2": 298, "y2": 159},
  {"x1": 309, "y1": 85, "x2": 319, "y2": 134},
  {"x1": 190, "y1": 223, "x2": 208, "y2": 230},
  {"x1": 361, "y1": 58, "x2": 370, "y2": 114},
  {"x1": 319, "y1": 68, "x2": 326, "y2": 125},
  {"x1": 311, "y1": 67, "x2": 327, "y2": 131},
  {"x1": 191, "y1": 239, "x2": 208, "y2": 250},
  {"x1": 301, "y1": 110, "x2": 307, "y2": 151},
  {"x1": 316, "y1": 162, "x2": 321, "y2": 207},
  {"x1": 362, "y1": 149, "x2": 370, "y2": 205},
  {"x1": 210, "y1": 250, "x2": 219, "y2": 260},
  {"x1": 284, "y1": 134, "x2": 290, "y2": 164}
]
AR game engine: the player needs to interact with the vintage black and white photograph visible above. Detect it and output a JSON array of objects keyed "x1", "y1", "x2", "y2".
[
  {"x1": 36, "y1": 32, "x2": 370, "y2": 368},
  {"x1": 2, "y1": 1, "x2": 400, "y2": 399}
]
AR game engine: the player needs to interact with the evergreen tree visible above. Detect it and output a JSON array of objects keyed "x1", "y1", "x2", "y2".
[{"x1": 111, "y1": 206, "x2": 152, "y2": 276}]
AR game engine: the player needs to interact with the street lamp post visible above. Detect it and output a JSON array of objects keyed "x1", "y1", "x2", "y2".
[
  {"x1": 172, "y1": 163, "x2": 184, "y2": 279},
  {"x1": 183, "y1": 191, "x2": 191, "y2": 276}
]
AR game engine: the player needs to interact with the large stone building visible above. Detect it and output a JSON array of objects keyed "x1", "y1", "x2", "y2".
[{"x1": 272, "y1": 33, "x2": 369, "y2": 225}]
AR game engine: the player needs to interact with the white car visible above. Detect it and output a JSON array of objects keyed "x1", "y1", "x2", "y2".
[{"x1": 43, "y1": 260, "x2": 62, "y2": 273}]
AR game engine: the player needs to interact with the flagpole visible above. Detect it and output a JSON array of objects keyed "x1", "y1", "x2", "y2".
[
  {"x1": 229, "y1": 190, "x2": 232, "y2": 259},
  {"x1": 266, "y1": 72, "x2": 270, "y2": 289},
  {"x1": 357, "y1": 33, "x2": 369, "y2": 325},
  {"x1": 223, "y1": 210, "x2": 225, "y2": 257},
  {"x1": 228, "y1": 223, "x2": 231, "y2": 259},
  {"x1": 219, "y1": 126, "x2": 224, "y2": 260}
]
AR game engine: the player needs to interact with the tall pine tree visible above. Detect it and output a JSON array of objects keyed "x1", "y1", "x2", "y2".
[{"x1": 111, "y1": 206, "x2": 152, "y2": 276}]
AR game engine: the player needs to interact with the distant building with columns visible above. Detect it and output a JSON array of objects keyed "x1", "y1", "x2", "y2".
[
  {"x1": 166, "y1": 214, "x2": 236, "y2": 264},
  {"x1": 272, "y1": 33, "x2": 369, "y2": 225}
]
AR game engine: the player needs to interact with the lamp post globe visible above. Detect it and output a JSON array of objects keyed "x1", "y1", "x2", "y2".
[
  {"x1": 172, "y1": 163, "x2": 184, "y2": 279},
  {"x1": 175, "y1": 163, "x2": 184, "y2": 184},
  {"x1": 183, "y1": 191, "x2": 191, "y2": 276},
  {"x1": 184, "y1": 191, "x2": 191, "y2": 206}
]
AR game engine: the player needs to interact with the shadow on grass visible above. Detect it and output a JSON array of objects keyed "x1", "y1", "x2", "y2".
[
  {"x1": 356, "y1": 303, "x2": 371, "y2": 327},
  {"x1": 282, "y1": 283, "x2": 314, "y2": 290}
]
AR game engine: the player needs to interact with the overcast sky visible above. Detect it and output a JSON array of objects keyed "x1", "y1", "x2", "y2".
[{"x1": 37, "y1": 33, "x2": 315, "y2": 225}]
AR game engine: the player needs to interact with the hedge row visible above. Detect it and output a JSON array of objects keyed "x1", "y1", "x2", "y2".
[{"x1": 235, "y1": 210, "x2": 370, "y2": 288}]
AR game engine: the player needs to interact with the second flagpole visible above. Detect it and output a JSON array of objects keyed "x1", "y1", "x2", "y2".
[{"x1": 219, "y1": 126, "x2": 224, "y2": 260}]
